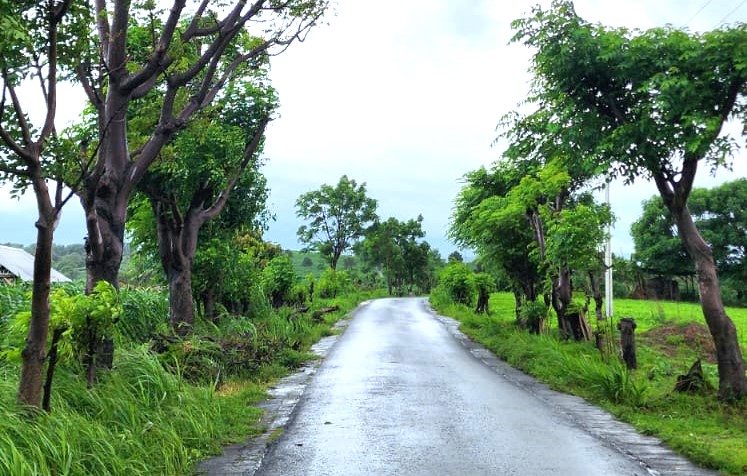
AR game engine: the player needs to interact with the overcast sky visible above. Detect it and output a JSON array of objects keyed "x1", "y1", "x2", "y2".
[{"x1": 2, "y1": 0, "x2": 746, "y2": 258}]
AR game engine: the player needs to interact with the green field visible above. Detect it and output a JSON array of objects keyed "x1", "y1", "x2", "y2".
[
  {"x1": 288, "y1": 250, "x2": 363, "y2": 279},
  {"x1": 431, "y1": 291, "x2": 747, "y2": 475},
  {"x1": 612, "y1": 298, "x2": 747, "y2": 348}
]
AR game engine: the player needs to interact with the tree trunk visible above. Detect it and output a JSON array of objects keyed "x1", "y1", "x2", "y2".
[
  {"x1": 82, "y1": 190, "x2": 123, "y2": 372},
  {"x1": 617, "y1": 317, "x2": 637, "y2": 370},
  {"x1": 153, "y1": 199, "x2": 201, "y2": 334},
  {"x1": 42, "y1": 326, "x2": 66, "y2": 413},
  {"x1": 513, "y1": 289, "x2": 522, "y2": 324},
  {"x1": 168, "y1": 268, "x2": 195, "y2": 334},
  {"x1": 17, "y1": 191, "x2": 56, "y2": 409},
  {"x1": 552, "y1": 268, "x2": 573, "y2": 339},
  {"x1": 588, "y1": 270, "x2": 604, "y2": 321},
  {"x1": 672, "y1": 206, "x2": 746, "y2": 400}
]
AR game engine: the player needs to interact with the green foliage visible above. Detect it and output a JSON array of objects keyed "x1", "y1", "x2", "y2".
[
  {"x1": 450, "y1": 165, "x2": 541, "y2": 303},
  {"x1": 0, "y1": 348, "x2": 265, "y2": 475},
  {"x1": 118, "y1": 287, "x2": 169, "y2": 344},
  {"x1": 317, "y1": 269, "x2": 352, "y2": 299},
  {"x1": 520, "y1": 299, "x2": 548, "y2": 330},
  {"x1": 1, "y1": 282, "x2": 122, "y2": 365},
  {"x1": 431, "y1": 291, "x2": 747, "y2": 474},
  {"x1": 436, "y1": 262, "x2": 476, "y2": 306},
  {"x1": 633, "y1": 180, "x2": 747, "y2": 305},
  {"x1": 296, "y1": 175, "x2": 378, "y2": 270},
  {"x1": 357, "y1": 215, "x2": 437, "y2": 295},
  {"x1": 262, "y1": 255, "x2": 297, "y2": 308},
  {"x1": 563, "y1": 355, "x2": 648, "y2": 406}
]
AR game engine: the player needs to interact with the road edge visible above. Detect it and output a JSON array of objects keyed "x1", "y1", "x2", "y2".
[
  {"x1": 195, "y1": 300, "x2": 372, "y2": 476},
  {"x1": 423, "y1": 298, "x2": 720, "y2": 476}
]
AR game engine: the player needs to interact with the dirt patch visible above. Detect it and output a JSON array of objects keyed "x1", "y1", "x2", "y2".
[{"x1": 639, "y1": 321, "x2": 717, "y2": 364}]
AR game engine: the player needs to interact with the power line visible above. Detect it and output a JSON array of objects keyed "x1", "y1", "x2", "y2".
[
  {"x1": 715, "y1": 0, "x2": 747, "y2": 27},
  {"x1": 686, "y1": 0, "x2": 714, "y2": 26}
]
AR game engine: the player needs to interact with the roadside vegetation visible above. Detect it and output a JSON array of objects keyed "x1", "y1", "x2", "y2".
[
  {"x1": 430, "y1": 285, "x2": 747, "y2": 475},
  {"x1": 0, "y1": 279, "x2": 382, "y2": 475}
]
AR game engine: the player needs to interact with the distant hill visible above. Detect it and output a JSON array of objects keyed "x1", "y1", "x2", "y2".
[{"x1": 288, "y1": 250, "x2": 363, "y2": 279}]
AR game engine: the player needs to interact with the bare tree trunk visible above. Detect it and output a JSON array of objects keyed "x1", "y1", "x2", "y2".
[
  {"x1": 553, "y1": 268, "x2": 572, "y2": 338},
  {"x1": 588, "y1": 269, "x2": 604, "y2": 321},
  {"x1": 42, "y1": 326, "x2": 66, "y2": 412},
  {"x1": 18, "y1": 194, "x2": 55, "y2": 409},
  {"x1": 152, "y1": 199, "x2": 200, "y2": 334},
  {"x1": 652, "y1": 159, "x2": 747, "y2": 401},
  {"x1": 672, "y1": 206, "x2": 746, "y2": 400},
  {"x1": 513, "y1": 289, "x2": 522, "y2": 324},
  {"x1": 168, "y1": 268, "x2": 195, "y2": 333}
]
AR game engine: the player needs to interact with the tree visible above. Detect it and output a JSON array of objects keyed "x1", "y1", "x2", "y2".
[
  {"x1": 296, "y1": 175, "x2": 378, "y2": 270},
  {"x1": 65, "y1": 0, "x2": 327, "y2": 296},
  {"x1": 128, "y1": 74, "x2": 275, "y2": 333},
  {"x1": 447, "y1": 251, "x2": 464, "y2": 263},
  {"x1": 512, "y1": 0, "x2": 747, "y2": 399},
  {"x1": 450, "y1": 165, "x2": 541, "y2": 322},
  {"x1": 631, "y1": 195, "x2": 693, "y2": 279},
  {"x1": 633, "y1": 180, "x2": 747, "y2": 302},
  {"x1": 357, "y1": 215, "x2": 432, "y2": 295},
  {"x1": 0, "y1": 0, "x2": 82, "y2": 409}
]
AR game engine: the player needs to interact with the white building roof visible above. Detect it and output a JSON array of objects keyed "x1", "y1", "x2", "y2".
[{"x1": 0, "y1": 245, "x2": 72, "y2": 283}]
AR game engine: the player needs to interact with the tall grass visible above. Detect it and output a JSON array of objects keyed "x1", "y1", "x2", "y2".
[
  {"x1": 0, "y1": 282, "x2": 382, "y2": 475},
  {"x1": 0, "y1": 347, "x2": 264, "y2": 475}
]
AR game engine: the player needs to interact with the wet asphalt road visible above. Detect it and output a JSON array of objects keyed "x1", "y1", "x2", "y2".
[{"x1": 255, "y1": 298, "x2": 648, "y2": 476}]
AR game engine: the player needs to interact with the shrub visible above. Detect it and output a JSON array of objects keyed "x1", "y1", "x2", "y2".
[
  {"x1": 563, "y1": 355, "x2": 648, "y2": 407},
  {"x1": 436, "y1": 262, "x2": 475, "y2": 306},
  {"x1": 521, "y1": 299, "x2": 548, "y2": 334},
  {"x1": 262, "y1": 255, "x2": 297, "y2": 308},
  {"x1": 318, "y1": 269, "x2": 351, "y2": 298}
]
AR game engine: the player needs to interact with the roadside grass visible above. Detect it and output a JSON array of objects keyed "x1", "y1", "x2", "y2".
[
  {"x1": 0, "y1": 286, "x2": 383, "y2": 475},
  {"x1": 431, "y1": 291, "x2": 747, "y2": 475}
]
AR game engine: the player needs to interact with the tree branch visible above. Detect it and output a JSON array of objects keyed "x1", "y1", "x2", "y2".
[
  {"x1": 121, "y1": 0, "x2": 186, "y2": 93},
  {"x1": 202, "y1": 115, "x2": 270, "y2": 221},
  {"x1": 94, "y1": 0, "x2": 111, "y2": 62}
]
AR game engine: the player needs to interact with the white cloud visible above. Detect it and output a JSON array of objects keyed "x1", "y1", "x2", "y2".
[
  {"x1": 2, "y1": 0, "x2": 746, "y2": 255},
  {"x1": 263, "y1": 0, "x2": 747, "y2": 256}
]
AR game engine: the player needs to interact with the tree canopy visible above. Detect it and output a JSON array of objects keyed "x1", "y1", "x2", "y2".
[
  {"x1": 510, "y1": 0, "x2": 747, "y2": 399},
  {"x1": 296, "y1": 175, "x2": 378, "y2": 270}
]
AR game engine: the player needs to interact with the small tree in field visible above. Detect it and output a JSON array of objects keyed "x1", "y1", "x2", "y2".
[{"x1": 296, "y1": 175, "x2": 378, "y2": 270}]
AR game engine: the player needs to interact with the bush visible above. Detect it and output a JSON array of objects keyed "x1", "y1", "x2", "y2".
[
  {"x1": 318, "y1": 269, "x2": 351, "y2": 298},
  {"x1": 436, "y1": 262, "x2": 475, "y2": 306},
  {"x1": 119, "y1": 287, "x2": 169, "y2": 344},
  {"x1": 563, "y1": 355, "x2": 648, "y2": 407},
  {"x1": 262, "y1": 255, "x2": 297, "y2": 308},
  {"x1": 521, "y1": 299, "x2": 548, "y2": 333}
]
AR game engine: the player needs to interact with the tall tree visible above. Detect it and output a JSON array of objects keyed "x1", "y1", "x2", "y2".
[
  {"x1": 450, "y1": 164, "x2": 540, "y2": 321},
  {"x1": 129, "y1": 76, "x2": 275, "y2": 333},
  {"x1": 512, "y1": 0, "x2": 747, "y2": 399},
  {"x1": 633, "y1": 180, "x2": 747, "y2": 301},
  {"x1": 0, "y1": 0, "x2": 80, "y2": 409},
  {"x1": 66, "y1": 0, "x2": 327, "y2": 294},
  {"x1": 632, "y1": 196, "x2": 694, "y2": 279},
  {"x1": 296, "y1": 175, "x2": 378, "y2": 270},
  {"x1": 358, "y1": 215, "x2": 431, "y2": 295}
]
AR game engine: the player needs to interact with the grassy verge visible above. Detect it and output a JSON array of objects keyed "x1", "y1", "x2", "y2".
[
  {"x1": 431, "y1": 291, "x2": 747, "y2": 475},
  {"x1": 0, "y1": 287, "x2": 384, "y2": 475}
]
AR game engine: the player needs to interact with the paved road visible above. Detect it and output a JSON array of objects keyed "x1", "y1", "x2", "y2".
[{"x1": 255, "y1": 298, "x2": 651, "y2": 476}]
